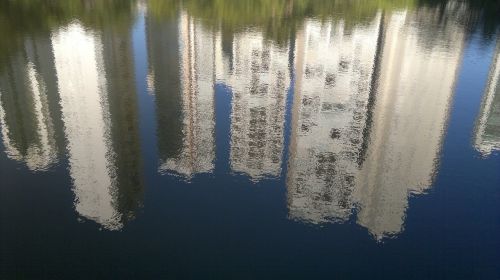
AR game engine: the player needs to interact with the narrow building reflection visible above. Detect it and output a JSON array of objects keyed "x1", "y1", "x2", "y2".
[
  {"x1": 148, "y1": 11, "x2": 216, "y2": 179},
  {"x1": 474, "y1": 39, "x2": 500, "y2": 156},
  {"x1": 353, "y1": 8, "x2": 466, "y2": 240},
  {"x1": 0, "y1": 36, "x2": 63, "y2": 171},
  {"x1": 161, "y1": 12, "x2": 216, "y2": 177}
]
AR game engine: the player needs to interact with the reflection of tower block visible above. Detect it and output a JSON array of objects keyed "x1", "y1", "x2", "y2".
[
  {"x1": 0, "y1": 37, "x2": 61, "y2": 171},
  {"x1": 225, "y1": 32, "x2": 290, "y2": 180},
  {"x1": 354, "y1": 10, "x2": 466, "y2": 240},
  {"x1": 52, "y1": 22, "x2": 144, "y2": 231},
  {"x1": 474, "y1": 41, "x2": 500, "y2": 156},
  {"x1": 160, "y1": 12, "x2": 216, "y2": 178},
  {"x1": 287, "y1": 15, "x2": 382, "y2": 224}
]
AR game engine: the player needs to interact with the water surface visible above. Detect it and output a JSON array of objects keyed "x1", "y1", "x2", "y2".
[{"x1": 0, "y1": 0, "x2": 499, "y2": 278}]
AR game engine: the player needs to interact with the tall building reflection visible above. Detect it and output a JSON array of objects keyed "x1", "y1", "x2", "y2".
[
  {"x1": 148, "y1": 12, "x2": 216, "y2": 179},
  {"x1": 287, "y1": 14, "x2": 383, "y2": 223},
  {"x1": 163, "y1": 12, "x2": 216, "y2": 177},
  {"x1": 474, "y1": 39, "x2": 500, "y2": 156},
  {"x1": 354, "y1": 9, "x2": 466, "y2": 239},
  {"x1": 146, "y1": 11, "x2": 184, "y2": 175},
  {"x1": 219, "y1": 32, "x2": 290, "y2": 180},
  {"x1": 52, "y1": 22, "x2": 143, "y2": 230},
  {"x1": 0, "y1": 36, "x2": 62, "y2": 171},
  {"x1": 286, "y1": 5, "x2": 466, "y2": 239}
]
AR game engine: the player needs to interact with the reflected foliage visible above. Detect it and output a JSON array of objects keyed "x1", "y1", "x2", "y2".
[
  {"x1": 147, "y1": 0, "x2": 498, "y2": 44},
  {"x1": 0, "y1": 0, "x2": 136, "y2": 66}
]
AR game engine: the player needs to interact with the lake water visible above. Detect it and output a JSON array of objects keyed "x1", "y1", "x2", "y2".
[{"x1": 0, "y1": 0, "x2": 499, "y2": 278}]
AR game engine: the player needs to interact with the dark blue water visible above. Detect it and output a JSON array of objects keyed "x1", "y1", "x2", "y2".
[{"x1": 1, "y1": 1, "x2": 499, "y2": 278}]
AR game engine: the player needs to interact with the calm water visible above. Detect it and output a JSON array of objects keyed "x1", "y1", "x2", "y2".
[{"x1": 0, "y1": 0, "x2": 499, "y2": 278}]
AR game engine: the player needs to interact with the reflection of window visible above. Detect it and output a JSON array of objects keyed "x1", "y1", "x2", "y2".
[
  {"x1": 330, "y1": 128, "x2": 341, "y2": 139},
  {"x1": 301, "y1": 123, "x2": 310, "y2": 133},
  {"x1": 305, "y1": 64, "x2": 324, "y2": 79},
  {"x1": 322, "y1": 102, "x2": 334, "y2": 112},
  {"x1": 325, "y1": 73, "x2": 336, "y2": 88},
  {"x1": 339, "y1": 58, "x2": 349, "y2": 72},
  {"x1": 302, "y1": 96, "x2": 314, "y2": 106}
]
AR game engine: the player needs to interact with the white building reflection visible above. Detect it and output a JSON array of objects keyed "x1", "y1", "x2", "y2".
[
  {"x1": 52, "y1": 22, "x2": 143, "y2": 230},
  {"x1": 286, "y1": 5, "x2": 467, "y2": 239},
  {"x1": 52, "y1": 24, "x2": 121, "y2": 230},
  {"x1": 149, "y1": 12, "x2": 289, "y2": 181},
  {"x1": 287, "y1": 14, "x2": 382, "y2": 223},
  {"x1": 218, "y1": 32, "x2": 290, "y2": 180},
  {"x1": 474, "y1": 40, "x2": 500, "y2": 156},
  {"x1": 353, "y1": 9, "x2": 466, "y2": 240}
]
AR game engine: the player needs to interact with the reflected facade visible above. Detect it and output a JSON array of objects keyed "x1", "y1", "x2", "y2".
[
  {"x1": 474, "y1": 39, "x2": 500, "y2": 156},
  {"x1": 287, "y1": 14, "x2": 382, "y2": 224},
  {"x1": 160, "y1": 12, "x2": 216, "y2": 177},
  {"x1": 219, "y1": 31, "x2": 290, "y2": 180},
  {"x1": 354, "y1": 9, "x2": 466, "y2": 239},
  {"x1": 52, "y1": 22, "x2": 143, "y2": 230}
]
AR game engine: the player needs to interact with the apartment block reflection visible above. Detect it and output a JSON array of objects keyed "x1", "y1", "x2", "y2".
[
  {"x1": 148, "y1": 12, "x2": 216, "y2": 178},
  {"x1": 146, "y1": 11, "x2": 184, "y2": 174},
  {"x1": 474, "y1": 40, "x2": 500, "y2": 156},
  {"x1": 287, "y1": 15, "x2": 382, "y2": 223},
  {"x1": 354, "y1": 9, "x2": 465, "y2": 240},
  {"x1": 220, "y1": 32, "x2": 290, "y2": 180},
  {"x1": 52, "y1": 22, "x2": 143, "y2": 230},
  {"x1": 160, "y1": 12, "x2": 216, "y2": 177},
  {"x1": 0, "y1": 36, "x2": 62, "y2": 171}
]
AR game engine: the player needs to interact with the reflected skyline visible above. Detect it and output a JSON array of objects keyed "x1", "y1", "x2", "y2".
[{"x1": 0, "y1": 0, "x2": 494, "y2": 239}]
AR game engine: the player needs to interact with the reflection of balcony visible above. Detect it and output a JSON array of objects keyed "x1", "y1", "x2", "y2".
[{"x1": 354, "y1": 10, "x2": 465, "y2": 240}]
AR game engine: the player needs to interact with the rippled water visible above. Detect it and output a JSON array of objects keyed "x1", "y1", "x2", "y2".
[{"x1": 0, "y1": 0, "x2": 499, "y2": 278}]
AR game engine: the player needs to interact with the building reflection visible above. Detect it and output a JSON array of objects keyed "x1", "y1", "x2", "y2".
[
  {"x1": 148, "y1": 11, "x2": 216, "y2": 179},
  {"x1": 218, "y1": 32, "x2": 290, "y2": 180},
  {"x1": 143, "y1": 3, "x2": 468, "y2": 239},
  {"x1": 354, "y1": 8, "x2": 466, "y2": 239},
  {"x1": 0, "y1": 36, "x2": 63, "y2": 171},
  {"x1": 163, "y1": 12, "x2": 216, "y2": 177},
  {"x1": 148, "y1": 11, "x2": 289, "y2": 181},
  {"x1": 287, "y1": 14, "x2": 383, "y2": 223},
  {"x1": 146, "y1": 10, "x2": 185, "y2": 176},
  {"x1": 474, "y1": 39, "x2": 500, "y2": 156},
  {"x1": 52, "y1": 22, "x2": 143, "y2": 230}
]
